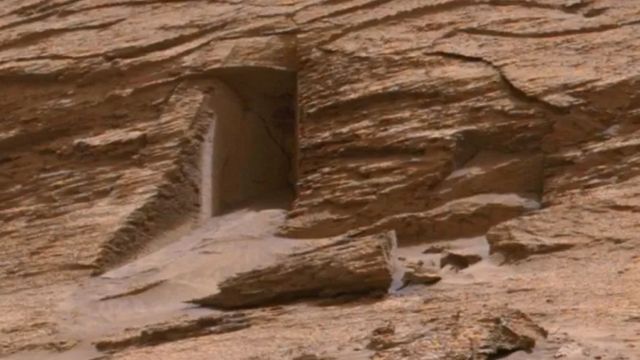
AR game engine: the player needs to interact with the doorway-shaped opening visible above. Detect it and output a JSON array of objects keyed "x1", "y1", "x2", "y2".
[{"x1": 201, "y1": 68, "x2": 296, "y2": 219}]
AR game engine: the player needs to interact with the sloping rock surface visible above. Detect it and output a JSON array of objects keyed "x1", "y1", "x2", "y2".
[{"x1": 2, "y1": 0, "x2": 640, "y2": 359}]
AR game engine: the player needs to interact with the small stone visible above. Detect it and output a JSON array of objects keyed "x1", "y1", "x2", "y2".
[
  {"x1": 422, "y1": 245, "x2": 448, "y2": 254},
  {"x1": 367, "y1": 322, "x2": 397, "y2": 350},
  {"x1": 372, "y1": 322, "x2": 395, "y2": 336},
  {"x1": 402, "y1": 270, "x2": 441, "y2": 286},
  {"x1": 440, "y1": 251, "x2": 482, "y2": 270}
]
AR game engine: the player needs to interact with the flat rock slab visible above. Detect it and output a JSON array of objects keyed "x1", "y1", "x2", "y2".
[{"x1": 190, "y1": 232, "x2": 396, "y2": 309}]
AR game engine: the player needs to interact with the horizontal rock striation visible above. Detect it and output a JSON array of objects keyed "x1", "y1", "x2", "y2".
[
  {"x1": 2, "y1": 0, "x2": 640, "y2": 358},
  {"x1": 191, "y1": 232, "x2": 396, "y2": 309}
]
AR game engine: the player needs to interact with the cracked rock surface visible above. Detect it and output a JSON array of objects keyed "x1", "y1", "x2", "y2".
[{"x1": 2, "y1": 0, "x2": 640, "y2": 359}]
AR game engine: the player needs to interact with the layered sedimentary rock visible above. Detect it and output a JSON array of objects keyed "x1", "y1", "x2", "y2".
[
  {"x1": 94, "y1": 312, "x2": 251, "y2": 353},
  {"x1": 351, "y1": 193, "x2": 539, "y2": 244},
  {"x1": 488, "y1": 177, "x2": 640, "y2": 261},
  {"x1": 2, "y1": 0, "x2": 640, "y2": 359},
  {"x1": 192, "y1": 232, "x2": 395, "y2": 309}
]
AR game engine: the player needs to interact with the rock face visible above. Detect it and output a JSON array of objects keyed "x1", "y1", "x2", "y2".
[
  {"x1": 488, "y1": 177, "x2": 640, "y2": 261},
  {"x1": 94, "y1": 313, "x2": 251, "y2": 353},
  {"x1": 191, "y1": 232, "x2": 396, "y2": 309},
  {"x1": 3, "y1": 1, "x2": 640, "y2": 359}
]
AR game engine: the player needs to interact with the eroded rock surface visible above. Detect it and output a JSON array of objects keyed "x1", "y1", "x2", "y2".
[
  {"x1": 368, "y1": 307, "x2": 547, "y2": 359},
  {"x1": 488, "y1": 177, "x2": 640, "y2": 262},
  {"x1": 2, "y1": 0, "x2": 640, "y2": 359},
  {"x1": 191, "y1": 232, "x2": 395, "y2": 309},
  {"x1": 94, "y1": 313, "x2": 251, "y2": 353}
]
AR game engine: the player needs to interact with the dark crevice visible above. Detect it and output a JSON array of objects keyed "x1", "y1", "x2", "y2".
[{"x1": 204, "y1": 68, "x2": 297, "y2": 214}]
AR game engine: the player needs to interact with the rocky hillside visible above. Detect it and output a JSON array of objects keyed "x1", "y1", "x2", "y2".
[{"x1": 1, "y1": 1, "x2": 640, "y2": 359}]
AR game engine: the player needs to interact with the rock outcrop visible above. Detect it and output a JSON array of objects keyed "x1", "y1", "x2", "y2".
[
  {"x1": 351, "y1": 193, "x2": 539, "y2": 244},
  {"x1": 2, "y1": 0, "x2": 640, "y2": 359},
  {"x1": 488, "y1": 177, "x2": 640, "y2": 262},
  {"x1": 191, "y1": 232, "x2": 396, "y2": 309},
  {"x1": 94, "y1": 313, "x2": 251, "y2": 353}
]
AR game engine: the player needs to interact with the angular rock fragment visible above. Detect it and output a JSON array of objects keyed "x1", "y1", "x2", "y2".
[
  {"x1": 422, "y1": 245, "x2": 448, "y2": 254},
  {"x1": 399, "y1": 259, "x2": 440, "y2": 287},
  {"x1": 401, "y1": 269, "x2": 441, "y2": 287},
  {"x1": 440, "y1": 251, "x2": 482, "y2": 270},
  {"x1": 190, "y1": 232, "x2": 396, "y2": 309},
  {"x1": 351, "y1": 193, "x2": 539, "y2": 245},
  {"x1": 487, "y1": 225, "x2": 576, "y2": 262},
  {"x1": 474, "y1": 309, "x2": 548, "y2": 358},
  {"x1": 372, "y1": 308, "x2": 547, "y2": 360}
]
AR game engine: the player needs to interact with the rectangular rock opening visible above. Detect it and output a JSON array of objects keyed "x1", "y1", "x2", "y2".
[{"x1": 201, "y1": 68, "x2": 297, "y2": 219}]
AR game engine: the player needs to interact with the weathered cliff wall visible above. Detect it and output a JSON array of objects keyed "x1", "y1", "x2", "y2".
[{"x1": 2, "y1": 1, "x2": 640, "y2": 359}]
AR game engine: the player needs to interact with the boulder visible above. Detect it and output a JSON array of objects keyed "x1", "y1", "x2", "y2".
[{"x1": 191, "y1": 232, "x2": 396, "y2": 309}]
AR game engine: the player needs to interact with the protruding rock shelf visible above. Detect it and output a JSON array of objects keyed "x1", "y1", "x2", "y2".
[{"x1": 191, "y1": 232, "x2": 396, "y2": 309}]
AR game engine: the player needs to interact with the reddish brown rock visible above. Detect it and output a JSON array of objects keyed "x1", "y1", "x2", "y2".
[
  {"x1": 191, "y1": 232, "x2": 396, "y2": 309},
  {"x1": 489, "y1": 178, "x2": 640, "y2": 262},
  {"x1": 350, "y1": 193, "x2": 539, "y2": 245},
  {"x1": 440, "y1": 251, "x2": 483, "y2": 270},
  {"x1": 369, "y1": 307, "x2": 546, "y2": 359},
  {"x1": 2, "y1": 1, "x2": 640, "y2": 359},
  {"x1": 94, "y1": 313, "x2": 250, "y2": 353},
  {"x1": 401, "y1": 269, "x2": 441, "y2": 287}
]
